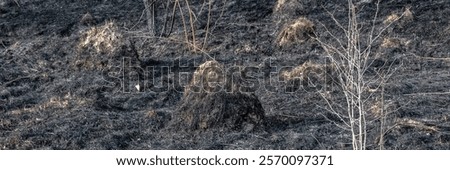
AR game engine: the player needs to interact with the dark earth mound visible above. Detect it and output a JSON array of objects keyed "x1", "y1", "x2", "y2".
[
  {"x1": 173, "y1": 60, "x2": 265, "y2": 131},
  {"x1": 0, "y1": 0, "x2": 449, "y2": 149}
]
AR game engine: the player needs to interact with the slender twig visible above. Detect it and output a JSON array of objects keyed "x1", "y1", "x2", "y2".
[
  {"x1": 1, "y1": 40, "x2": 7, "y2": 48},
  {"x1": 176, "y1": 0, "x2": 190, "y2": 51},
  {"x1": 143, "y1": 0, "x2": 156, "y2": 34},
  {"x1": 160, "y1": 0, "x2": 172, "y2": 37},
  {"x1": 202, "y1": 0, "x2": 212, "y2": 51},
  {"x1": 167, "y1": 0, "x2": 178, "y2": 37},
  {"x1": 211, "y1": 0, "x2": 227, "y2": 33},
  {"x1": 184, "y1": 0, "x2": 198, "y2": 51},
  {"x1": 13, "y1": 0, "x2": 20, "y2": 7}
]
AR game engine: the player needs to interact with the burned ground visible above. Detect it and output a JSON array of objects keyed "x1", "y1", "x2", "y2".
[{"x1": 0, "y1": 0, "x2": 449, "y2": 149}]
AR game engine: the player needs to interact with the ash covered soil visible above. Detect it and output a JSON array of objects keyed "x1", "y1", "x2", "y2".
[{"x1": 1, "y1": 0, "x2": 449, "y2": 149}]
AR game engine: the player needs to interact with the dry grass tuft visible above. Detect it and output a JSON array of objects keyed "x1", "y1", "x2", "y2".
[
  {"x1": 384, "y1": 8, "x2": 413, "y2": 26},
  {"x1": 281, "y1": 61, "x2": 312, "y2": 81},
  {"x1": 274, "y1": 0, "x2": 287, "y2": 12},
  {"x1": 281, "y1": 61, "x2": 330, "y2": 81},
  {"x1": 280, "y1": 61, "x2": 337, "y2": 91},
  {"x1": 187, "y1": 60, "x2": 225, "y2": 95},
  {"x1": 402, "y1": 8, "x2": 414, "y2": 22},
  {"x1": 381, "y1": 37, "x2": 401, "y2": 48},
  {"x1": 79, "y1": 21, "x2": 122, "y2": 55},
  {"x1": 8, "y1": 93, "x2": 91, "y2": 115},
  {"x1": 276, "y1": 17, "x2": 315, "y2": 47},
  {"x1": 274, "y1": 0, "x2": 299, "y2": 14},
  {"x1": 368, "y1": 101, "x2": 383, "y2": 118},
  {"x1": 145, "y1": 110, "x2": 157, "y2": 118},
  {"x1": 193, "y1": 60, "x2": 224, "y2": 84},
  {"x1": 234, "y1": 43, "x2": 255, "y2": 54},
  {"x1": 368, "y1": 100, "x2": 398, "y2": 119},
  {"x1": 381, "y1": 37, "x2": 412, "y2": 48},
  {"x1": 383, "y1": 13, "x2": 400, "y2": 25},
  {"x1": 396, "y1": 119, "x2": 440, "y2": 132}
]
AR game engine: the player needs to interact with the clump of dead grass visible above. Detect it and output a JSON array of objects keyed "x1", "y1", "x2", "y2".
[
  {"x1": 368, "y1": 100, "x2": 399, "y2": 119},
  {"x1": 78, "y1": 21, "x2": 123, "y2": 55},
  {"x1": 281, "y1": 61, "x2": 332, "y2": 82},
  {"x1": 274, "y1": 0, "x2": 287, "y2": 12},
  {"x1": 276, "y1": 17, "x2": 315, "y2": 47},
  {"x1": 383, "y1": 14, "x2": 400, "y2": 25},
  {"x1": 381, "y1": 37, "x2": 401, "y2": 48},
  {"x1": 187, "y1": 60, "x2": 225, "y2": 95},
  {"x1": 234, "y1": 44, "x2": 255, "y2": 54},
  {"x1": 145, "y1": 110, "x2": 157, "y2": 118},
  {"x1": 383, "y1": 8, "x2": 413, "y2": 27},
  {"x1": 280, "y1": 61, "x2": 337, "y2": 91},
  {"x1": 402, "y1": 8, "x2": 414, "y2": 22},
  {"x1": 381, "y1": 37, "x2": 412, "y2": 49},
  {"x1": 274, "y1": 0, "x2": 299, "y2": 14},
  {"x1": 9, "y1": 93, "x2": 92, "y2": 115}
]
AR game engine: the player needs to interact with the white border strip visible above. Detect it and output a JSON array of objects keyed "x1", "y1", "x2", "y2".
[{"x1": 0, "y1": 150, "x2": 448, "y2": 170}]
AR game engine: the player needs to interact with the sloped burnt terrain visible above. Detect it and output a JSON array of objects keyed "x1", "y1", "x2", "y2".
[{"x1": 0, "y1": 0, "x2": 449, "y2": 149}]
